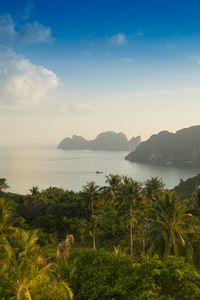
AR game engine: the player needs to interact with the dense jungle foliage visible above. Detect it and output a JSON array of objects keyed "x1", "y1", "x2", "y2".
[{"x1": 1, "y1": 174, "x2": 200, "y2": 299}]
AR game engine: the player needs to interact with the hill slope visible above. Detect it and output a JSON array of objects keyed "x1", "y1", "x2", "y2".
[
  {"x1": 173, "y1": 173, "x2": 200, "y2": 198},
  {"x1": 125, "y1": 125, "x2": 200, "y2": 166}
]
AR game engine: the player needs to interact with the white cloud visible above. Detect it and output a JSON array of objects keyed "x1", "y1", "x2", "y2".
[
  {"x1": 0, "y1": 14, "x2": 52, "y2": 45},
  {"x1": 109, "y1": 33, "x2": 127, "y2": 46},
  {"x1": 134, "y1": 30, "x2": 144, "y2": 37},
  {"x1": 81, "y1": 50, "x2": 93, "y2": 57},
  {"x1": 166, "y1": 42, "x2": 176, "y2": 49},
  {"x1": 19, "y1": 22, "x2": 52, "y2": 45},
  {"x1": 190, "y1": 55, "x2": 200, "y2": 64},
  {"x1": 59, "y1": 103, "x2": 96, "y2": 114},
  {"x1": 20, "y1": 1, "x2": 35, "y2": 21},
  {"x1": 0, "y1": 15, "x2": 15, "y2": 43},
  {"x1": 0, "y1": 47, "x2": 58, "y2": 108},
  {"x1": 124, "y1": 57, "x2": 133, "y2": 63}
]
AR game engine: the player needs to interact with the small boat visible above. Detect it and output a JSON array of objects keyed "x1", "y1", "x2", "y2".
[{"x1": 96, "y1": 170, "x2": 103, "y2": 174}]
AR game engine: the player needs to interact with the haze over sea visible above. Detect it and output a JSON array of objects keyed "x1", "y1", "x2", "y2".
[{"x1": 0, "y1": 145, "x2": 197, "y2": 194}]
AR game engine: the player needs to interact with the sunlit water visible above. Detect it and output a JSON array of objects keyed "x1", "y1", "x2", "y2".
[{"x1": 0, "y1": 145, "x2": 197, "y2": 194}]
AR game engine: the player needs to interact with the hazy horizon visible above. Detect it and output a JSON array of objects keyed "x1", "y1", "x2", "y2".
[
  {"x1": 1, "y1": 0, "x2": 200, "y2": 145},
  {"x1": 1, "y1": 124, "x2": 200, "y2": 147}
]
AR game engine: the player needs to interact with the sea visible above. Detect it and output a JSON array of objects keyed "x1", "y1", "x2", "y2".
[{"x1": 0, "y1": 145, "x2": 197, "y2": 194}]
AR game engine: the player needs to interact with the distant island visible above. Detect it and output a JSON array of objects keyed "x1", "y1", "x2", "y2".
[
  {"x1": 125, "y1": 125, "x2": 200, "y2": 167},
  {"x1": 58, "y1": 131, "x2": 141, "y2": 151}
]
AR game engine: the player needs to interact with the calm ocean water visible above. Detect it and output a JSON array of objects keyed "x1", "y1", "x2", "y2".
[{"x1": 0, "y1": 145, "x2": 197, "y2": 194}]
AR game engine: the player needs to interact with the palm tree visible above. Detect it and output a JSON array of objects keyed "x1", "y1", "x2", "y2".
[
  {"x1": 0, "y1": 178, "x2": 9, "y2": 193},
  {"x1": 30, "y1": 185, "x2": 40, "y2": 196},
  {"x1": 122, "y1": 177, "x2": 141, "y2": 256},
  {"x1": 0, "y1": 198, "x2": 14, "y2": 238},
  {"x1": 105, "y1": 174, "x2": 122, "y2": 198},
  {"x1": 82, "y1": 181, "x2": 100, "y2": 249},
  {"x1": 0, "y1": 228, "x2": 73, "y2": 299},
  {"x1": 144, "y1": 177, "x2": 165, "y2": 200},
  {"x1": 146, "y1": 191, "x2": 193, "y2": 261}
]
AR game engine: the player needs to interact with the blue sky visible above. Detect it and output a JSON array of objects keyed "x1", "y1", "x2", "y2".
[
  {"x1": 0, "y1": 0, "x2": 200, "y2": 144},
  {"x1": 2, "y1": 0, "x2": 200, "y2": 37}
]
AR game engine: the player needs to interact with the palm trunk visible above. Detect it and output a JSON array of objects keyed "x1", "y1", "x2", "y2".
[
  {"x1": 91, "y1": 194, "x2": 96, "y2": 249},
  {"x1": 163, "y1": 232, "x2": 170, "y2": 260},
  {"x1": 130, "y1": 203, "x2": 133, "y2": 256},
  {"x1": 92, "y1": 231, "x2": 96, "y2": 250}
]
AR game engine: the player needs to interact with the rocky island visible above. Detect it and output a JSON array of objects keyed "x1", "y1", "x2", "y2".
[
  {"x1": 58, "y1": 131, "x2": 141, "y2": 151},
  {"x1": 125, "y1": 125, "x2": 200, "y2": 167}
]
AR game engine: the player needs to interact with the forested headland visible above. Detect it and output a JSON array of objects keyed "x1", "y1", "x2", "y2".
[
  {"x1": 1, "y1": 174, "x2": 200, "y2": 299},
  {"x1": 126, "y1": 125, "x2": 200, "y2": 166}
]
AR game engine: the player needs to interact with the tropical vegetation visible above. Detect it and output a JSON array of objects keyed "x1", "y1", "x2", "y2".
[{"x1": 1, "y1": 174, "x2": 200, "y2": 299}]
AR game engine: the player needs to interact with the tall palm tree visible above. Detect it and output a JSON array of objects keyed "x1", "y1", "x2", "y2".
[
  {"x1": 144, "y1": 176, "x2": 165, "y2": 200},
  {"x1": 105, "y1": 174, "x2": 122, "y2": 199},
  {"x1": 122, "y1": 177, "x2": 141, "y2": 256},
  {"x1": 0, "y1": 228, "x2": 73, "y2": 300},
  {"x1": 0, "y1": 198, "x2": 15, "y2": 238},
  {"x1": 82, "y1": 181, "x2": 100, "y2": 249},
  {"x1": 146, "y1": 191, "x2": 193, "y2": 261}
]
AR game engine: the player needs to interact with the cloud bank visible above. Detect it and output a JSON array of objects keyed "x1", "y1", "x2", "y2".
[{"x1": 0, "y1": 47, "x2": 58, "y2": 108}]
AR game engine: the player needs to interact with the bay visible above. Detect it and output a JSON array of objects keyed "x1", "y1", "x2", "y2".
[{"x1": 0, "y1": 145, "x2": 197, "y2": 194}]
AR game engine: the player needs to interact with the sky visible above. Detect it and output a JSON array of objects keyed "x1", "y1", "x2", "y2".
[{"x1": 1, "y1": 0, "x2": 200, "y2": 144}]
